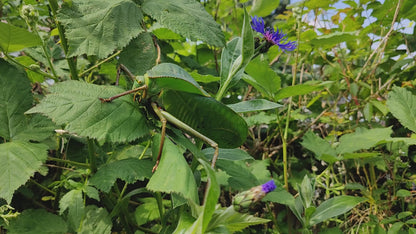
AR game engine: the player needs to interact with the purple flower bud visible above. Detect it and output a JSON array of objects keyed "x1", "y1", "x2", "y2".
[
  {"x1": 261, "y1": 180, "x2": 277, "y2": 193},
  {"x1": 233, "y1": 180, "x2": 277, "y2": 212}
]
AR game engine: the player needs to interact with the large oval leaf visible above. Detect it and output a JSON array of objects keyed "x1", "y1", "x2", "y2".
[
  {"x1": 26, "y1": 80, "x2": 149, "y2": 143},
  {"x1": 146, "y1": 63, "x2": 209, "y2": 96},
  {"x1": 161, "y1": 90, "x2": 248, "y2": 148}
]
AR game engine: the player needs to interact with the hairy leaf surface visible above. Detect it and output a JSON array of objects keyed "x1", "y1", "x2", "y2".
[
  {"x1": 119, "y1": 32, "x2": 157, "y2": 76},
  {"x1": 26, "y1": 80, "x2": 149, "y2": 143},
  {"x1": 7, "y1": 209, "x2": 68, "y2": 234},
  {"x1": 90, "y1": 158, "x2": 153, "y2": 192},
  {"x1": 0, "y1": 59, "x2": 32, "y2": 140},
  {"x1": 0, "y1": 141, "x2": 48, "y2": 203},
  {"x1": 58, "y1": 0, "x2": 143, "y2": 58},
  {"x1": 387, "y1": 86, "x2": 416, "y2": 133},
  {"x1": 142, "y1": 0, "x2": 225, "y2": 47}
]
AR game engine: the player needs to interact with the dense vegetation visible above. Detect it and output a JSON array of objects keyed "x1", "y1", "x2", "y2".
[{"x1": 0, "y1": 0, "x2": 415, "y2": 233}]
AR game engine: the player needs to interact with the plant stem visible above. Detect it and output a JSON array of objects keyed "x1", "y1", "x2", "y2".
[
  {"x1": 48, "y1": 0, "x2": 78, "y2": 80},
  {"x1": 79, "y1": 50, "x2": 121, "y2": 77},
  {"x1": 154, "y1": 192, "x2": 164, "y2": 221},
  {"x1": 4, "y1": 53, "x2": 56, "y2": 79},
  {"x1": 29, "y1": 179, "x2": 56, "y2": 196},
  {"x1": 47, "y1": 157, "x2": 90, "y2": 167}
]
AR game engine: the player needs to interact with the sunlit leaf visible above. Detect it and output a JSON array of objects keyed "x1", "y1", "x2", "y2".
[
  {"x1": 142, "y1": 0, "x2": 225, "y2": 47},
  {"x1": 386, "y1": 86, "x2": 416, "y2": 133},
  {"x1": 146, "y1": 134, "x2": 199, "y2": 204},
  {"x1": 227, "y1": 99, "x2": 282, "y2": 113},
  {"x1": 309, "y1": 196, "x2": 367, "y2": 226},
  {"x1": 26, "y1": 80, "x2": 150, "y2": 143},
  {"x1": 0, "y1": 22, "x2": 41, "y2": 53},
  {"x1": 58, "y1": 0, "x2": 143, "y2": 58},
  {"x1": 336, "y1": 127, "x2": 392, "y2": 154}
]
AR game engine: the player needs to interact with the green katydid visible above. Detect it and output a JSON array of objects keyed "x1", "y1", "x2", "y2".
[{"x1": 99, "y1": 63, "x2": 248, "y2": 171}]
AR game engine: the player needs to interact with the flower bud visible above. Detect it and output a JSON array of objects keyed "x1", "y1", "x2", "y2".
[
  {"x1": 233, "y1": 180, "x2": 276, "y2": 212},
  {"x1": 20, "y1": 5, "x2": 39, "y2": 29}
]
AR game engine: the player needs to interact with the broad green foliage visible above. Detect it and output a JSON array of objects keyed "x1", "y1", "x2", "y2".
[
  {"x1": 90, "y1": 158, "x2": 153, "y2": 192},
  {"x1": 0, "y1": 142, "x2": 48, "y2": 203},
  {"x1": 0, "y1": 22, "x2": 41, "y2": 53},
  {"x1": 387, "y1": 86, "x2": 416, "y2": 133},
  {"x1": 58, "y1": 0, "x2": 143, "y2": 58},
  {"x1": 162, "y1": 90, "x2": 248, "y2": 148},
  {"x1": 142, "y1": 0, "x2": 225, "y2": 47},
  {"x1": 2, "y1": 0, "x2": 416, "y2": 233},
  {"x1": 7, "y1": 209, "x2": 68, "y2": 234},
  {"x1": 146, "y1": 63, "x2": 209, "y2": 96},
  {"x1": 0, "y1": 59, "x2": 34, "y2": 140},
  {"x1": 119, "y1": 32, "x2": 157, "y2": 76},
  {"x1": 146, "y1": 134, "x2": 199, "y2": 204},
  {"x1": 26, "y1": 80, "x2": 150, "y2": 143}
]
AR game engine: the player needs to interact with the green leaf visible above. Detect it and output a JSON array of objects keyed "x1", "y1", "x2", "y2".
[
  {"x1": 146, "y1": 134, "x2": 199, "y2": 204},
  {"x1": 7, "y1": 209, "x2": 68, "y2": 234},
  {"x1": 190, "y1": 71, "x2": 220, "y2": 83},
  {"x1": 387, "y1": 222, "x2": 404, "y2": 234},
  {"x1": 78, "y1": 206, "x2": 112, "y2": 234},
  {"x1": 147, "y1": 63, "x2": 209, "y2": 96},
  {"x1": 274, "y1": 84, "x2": 323, "y2": 101},
  {"x1": 188, "y1": 159, "x2": 220, "y2": 233},
  {"x1": 298, "y1": 175, "x2": 314, "y2": 209},
  {"x1": 263, "y1": 186, "x2": 295, "y2": 206},
  {"x1": 244, "y1": 112, "x2": 276, "y2": 126},
  {"x1": 227, "y1": 99, "x2": 282, "y2": 113},
  {"x1": 142, "y1": 0, "x2": 225, "y2": 47},
  {"x1": 309, "y1": 196, "x2": 366, "y2": 226},
  {"x1": 90, "y1": 158, "x2": 153, "y2": 193},
  {"x1": 206, "y1": 206, "x2": 270, "y2": 232},
  {"x1": 0, "y1": 22, "x2": 42, "y2": 53},
  {"x1": 0, "y1": 59, "x2": 32, "y2": 140},
  {"x1": 301, "y1": 131, "x2": 338, "y2": 163},
  {"x1": 26, "y1": 80, "x2": 150, "y2": 143},
  {"x1": 311, "y1": 32, "x2": 357, "y2": 48},
  {"x1": 386, "y1": 86, "x2": 416, "y2": 133},
  {"x1": 59, "y1": 190, "x2": 84, "y2": 231},
  {"x1": 203, "y1": 148, "x2": 253, "y2": 161},
  {"x1": 12, "y1": 114, "x2": 56, "y2": 142},
  {"x1": 119, "y1": 32, "x2": 157, "y2": 76},
  {"x1": 216, "y1": 160, "x2": 260, "y2": 190},
  {"x1": 336, "y1": 127, "x2": 392, "y2": 154},
  {"x1": 0, "y1": 141, "x2": 48, "y2": 203},
  {"x1": 250, "y1": 0, "x2": 280, "y2": 17},
  {"x1": 244, "y1": 57, "x2": 281, "y2": 99},
  {"x1": 218, "y1": 9, "x2": 254, "y2": 99},
  {"x1": 135, "y1": 197, "x2": 170, "y2": 226},
  {"x1": 58, "y1": 0, "x2": 143, "y2": 58},
  {"x1": 162, "y1": 90, "x2": 248, "y2": 149},
  {"x1": 396, "y1": 189, "x2": 411, "y2": 197}
]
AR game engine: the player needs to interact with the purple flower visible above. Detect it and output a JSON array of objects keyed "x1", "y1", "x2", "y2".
[
  {"x1": 261, "y1": 180, "x2": 277, "y2": 193},
  {"x1": 251, "y1": 16, "x2": 297, "y2": 52}
]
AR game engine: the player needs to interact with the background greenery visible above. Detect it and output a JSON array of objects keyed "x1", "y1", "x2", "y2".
[{"x1": 0, "y1": 0, "x2": 416, "y2": 233}]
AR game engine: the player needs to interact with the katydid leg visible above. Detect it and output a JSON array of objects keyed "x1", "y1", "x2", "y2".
[
  {"x1": 151, "y1": 103, "x2": 167, "y2": 172},
  {"x1": 159, "y1": 110, "x2": 219, "y2": 168},
  {"x1": 99, "y1": 85, "x2": 147, "y2": 102}
]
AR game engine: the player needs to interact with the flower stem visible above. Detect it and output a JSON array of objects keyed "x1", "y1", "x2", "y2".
[{"x1": 49, "y1": 0, "x2": 78, "y2": 80}]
